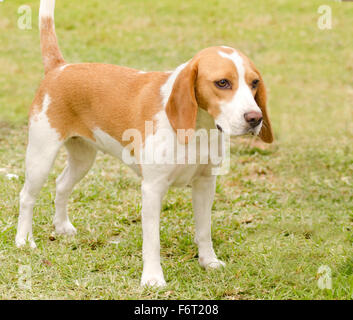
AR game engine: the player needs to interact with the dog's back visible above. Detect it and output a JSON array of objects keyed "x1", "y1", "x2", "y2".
[{"x1": 35, "y1": 0, "x2": 169, "y2": 144}]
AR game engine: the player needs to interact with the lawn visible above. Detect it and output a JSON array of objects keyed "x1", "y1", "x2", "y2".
[{"x1": 0, "y1": 0, "x2": 352, "y2": 299}]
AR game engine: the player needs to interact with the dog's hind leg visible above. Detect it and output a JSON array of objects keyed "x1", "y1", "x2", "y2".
[
  {"x1": 16, "y1": 110, "x2": 63, "y2": 248},
  {"x1": 54, "y1": 137, "x2": 96, "y2": 235}
]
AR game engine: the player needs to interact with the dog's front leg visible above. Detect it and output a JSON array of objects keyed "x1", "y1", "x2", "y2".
[
  {"x1": 192, "y1": 175, "x2": 225, "y2": 269},
  {"x1": 140, "y1": 180, "x2": 167, "y2": 287}
]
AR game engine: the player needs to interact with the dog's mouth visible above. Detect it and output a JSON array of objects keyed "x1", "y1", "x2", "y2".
[{"x1": 216, "y1": 123, "x2": 259, "y2": 136}]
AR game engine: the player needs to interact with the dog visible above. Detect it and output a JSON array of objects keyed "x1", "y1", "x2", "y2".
[{"x1": 16, "y1": 0, "x2": 273, "y2": 287}]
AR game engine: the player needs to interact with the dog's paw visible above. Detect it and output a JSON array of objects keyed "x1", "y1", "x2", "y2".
[
  {"x1": 141, "y1": 271, "x2": 166, "y2": 288},
  {"x1": 206, "y1": 259, "x2": 226, "y2": 269},
  {"x1": 199, "y1": 257, "x2": 225, "y2": 269},
  {"x1": 15, "y1": 236, "x2": 36, "y2": 249},
  {"x1": 54, "y1": 220, "x2": 77, "y2": 235}
]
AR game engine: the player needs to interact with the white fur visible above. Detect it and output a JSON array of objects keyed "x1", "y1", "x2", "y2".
[
  {"x1": 216, "y1": 50, "x2": 262, "y2": 136},
  {"x1": 59, "y1": 64, "x2": 70, "y2": 72},
  {"x1": 16, "y1": 94, "x2": 63, "y2": 248},
  {"x1": 54, "y1": 138, "x2": 96, "y2": 235},
  {"x1": 39, "y1": 0, "x2": 55, "y2": 19},
  {"x1": 160, "y1": 61, "x2": 189, "y2": 107},
  {"x1": 93, "y1": 128, "x2": 126, "y2": 159},
  {"x1": 91, "y1": 128, "x2": 140, "y2": 175},
  {"x1": 137, "y1": 65, "x2": 225, "y2": 286}
]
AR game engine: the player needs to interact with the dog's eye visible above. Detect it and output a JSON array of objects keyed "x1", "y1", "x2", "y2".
[
  {"x1": 215, "y1": 79, "x2": 231, "y2": 89},
  {"x1": 251, "y1": 79, "x2": 260, "y2": 89}
]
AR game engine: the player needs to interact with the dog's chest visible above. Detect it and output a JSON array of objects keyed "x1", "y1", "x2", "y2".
[
  {"x1": 141, "y1": 132, "x2": 219, "y2": 187},
  {"x1": 87, "y1": 109, "x2": 222, "y2": 186}
]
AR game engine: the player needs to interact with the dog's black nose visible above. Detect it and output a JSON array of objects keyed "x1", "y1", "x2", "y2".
[{"x1": 244, "y1": 111, "x2": 263, "y2": 128}]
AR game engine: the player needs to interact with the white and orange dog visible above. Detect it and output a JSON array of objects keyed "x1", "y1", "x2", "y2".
[{"x1": 16, "y1": 0, "x2": 273, "y2": 287}]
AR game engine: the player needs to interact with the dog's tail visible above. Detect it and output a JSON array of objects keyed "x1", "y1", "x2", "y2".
[{"x1": 39, "y1": 0, "x2": 65, "y2": 74}]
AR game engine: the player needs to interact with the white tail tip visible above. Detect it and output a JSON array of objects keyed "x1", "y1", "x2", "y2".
[{"x1": 39, "y1": 0, "x2": 55, "y2": 18}]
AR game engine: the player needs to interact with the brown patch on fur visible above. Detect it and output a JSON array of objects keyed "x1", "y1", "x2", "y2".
[
  {"x1": 165, "y1": 60, "x2": 199, "y2": 144},
  {"x1": 165, "y1": 46, "x2": 242, "y2": 143},
  {"x1": 31, "y1": 35, "x2": 272, "y2": 159},
  {"x1": 30, "y1": 64, "x2": 169, "y2": 148},
  {"x1": 195, "y1": 47, "x2": 239, "y2": 119},
  {"x1": 29, "y1": 81, "x2": 48, "y2": 121},
  {"x1": 40, "y1": 17, "x2": 65, "y2": 74},
  {"x1": 254, "y1": 73, "x2": 274, "y2": 143}
]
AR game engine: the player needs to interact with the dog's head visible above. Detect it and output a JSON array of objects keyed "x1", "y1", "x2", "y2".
[{"x1": 165, "y1": 46, "x2": 273, "y2": 143}]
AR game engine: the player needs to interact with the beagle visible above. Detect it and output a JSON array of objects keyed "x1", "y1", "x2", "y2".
[{"x1": 16, "y1": 0, "x2": 273, "y2": 287}]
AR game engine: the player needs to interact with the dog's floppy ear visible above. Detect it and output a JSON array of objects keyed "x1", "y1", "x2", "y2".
[
  {"x1": 165, "y1": 60, "x2": 198, "y2": 144},
  {"x1": 255, "y1": 73, "x2": 274, "y2": 143}
]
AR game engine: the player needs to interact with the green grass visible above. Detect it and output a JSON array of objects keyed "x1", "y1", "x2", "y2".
[{"x1": 0, "y1": 0, "x2": 353, "y2": 299}]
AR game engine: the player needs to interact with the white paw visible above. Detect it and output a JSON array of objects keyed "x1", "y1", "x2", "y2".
[
  {"x1": 15, "y1": 236, "x2": 36, "y2": 249},
  {"x1": 141, "y1": 271, "x2": 166, "y2": 288},
  {"x1": 54, "y1": 220, "x2": 77, "y2": 235},
  {"x1": 199, "y1": 257, "x2": 226, "y2": 269}
]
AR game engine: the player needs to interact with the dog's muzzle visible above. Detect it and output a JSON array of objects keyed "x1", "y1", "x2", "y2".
[{"x1": 244, "y1": 111, "x2": 263, "y2": 128}]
